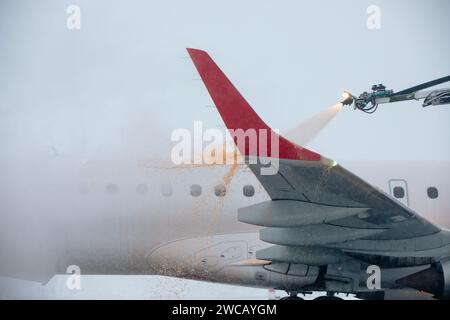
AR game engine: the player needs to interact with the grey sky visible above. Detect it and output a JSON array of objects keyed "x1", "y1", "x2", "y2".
[
  {"x1": 1, "y1": 0, "x2": 449, "y2": 161},
  {"x1": 0, "y1": 0, "x2": 449, "y2": 298}
]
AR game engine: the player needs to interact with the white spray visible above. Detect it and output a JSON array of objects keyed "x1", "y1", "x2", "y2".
[{"x1": 284, "y1": 103, "x2": 343, "y2": 147}]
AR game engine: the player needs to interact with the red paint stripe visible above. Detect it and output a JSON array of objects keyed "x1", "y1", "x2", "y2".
[{"x1": 187, "y1": 48, "x2": 321, "y2": 161}]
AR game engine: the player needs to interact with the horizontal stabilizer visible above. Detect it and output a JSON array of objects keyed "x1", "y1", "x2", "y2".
[
  {"x1": 256, "y1": 245, "x2": 347, "y2": 265},
  {"x1": 238, "y1": 200, "x2": 369, "y2": 227},
  {"x1": 187, "y1": 48, "x2": 443, "y2": 259},
  {"x1": 327, "y1": 230, "x2": 450, "y2": 257},
  {"x1": 260, "y1": 225, "x2": 385, "y2": 246}
]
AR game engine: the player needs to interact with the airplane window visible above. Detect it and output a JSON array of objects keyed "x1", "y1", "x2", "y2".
[
  {"x1": 106, "y1": 183, "x2": 118, "y2": 195},
  {"x1": 161, "y1": 184, "x2": 173, "y2": 197},
  {"x1": 427, "y1": 187, "x2": 439, "y2": 199},
  {"x1": 243, "y1": 185, "x2": 255, "y2": 197},
  {"x1": 136, "y1": 184, "x2": 148, "y2": 195},
  {"x1": 190, "y1": 184, "x2": 202, "y2": 197},
  {"x1": 79, "y1": 185, "x2": 89, "y2": 195},
  {"x1": 393, "y1": 186, "x2": 405, "y2": 199},
  {"x1": 215, "y1": 184, "x2": 226, "y2": 197}
]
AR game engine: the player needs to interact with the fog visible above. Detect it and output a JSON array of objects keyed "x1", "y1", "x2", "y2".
[
  {"x1": 284, "y1": 103, "x2": 343, "y2": 147},
  {"x1": 0, "y1": 0, "x2": 449, "y2": 298}
]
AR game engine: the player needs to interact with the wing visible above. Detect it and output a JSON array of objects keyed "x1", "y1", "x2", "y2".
[{"x1": 187, "y1": 48, "x2": 450, "y2": 268}]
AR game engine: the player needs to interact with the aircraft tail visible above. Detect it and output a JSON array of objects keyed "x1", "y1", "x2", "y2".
[{"x1": 187, "y1": 48, "x2": 321, "y2": 162}]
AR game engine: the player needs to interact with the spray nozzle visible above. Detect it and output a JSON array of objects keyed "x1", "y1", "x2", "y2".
[{"x1": 341, "y1": 91, "x2": 354, "y2": 106}]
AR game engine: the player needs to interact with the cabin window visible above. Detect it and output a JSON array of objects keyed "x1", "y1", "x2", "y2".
[
  {"x1": 190, "y1": 184, "x2": 202, "y2": 197},
  {"x1": 79, "y1": 185, "x2": 89, "y2": 195},
  {"x1": 161, "y1": 184, "x2": 173, "y2": 197},
  {"x1": 215, "y1": 184, "x2": 226, "y2": 197},
  {"x1": 393, "y1": 186, "x2": 405, "y2": 199},
  {"x1": 427, "y1": 187, "x2": 439, "y2": 199},
  {"x1": 136, "y1": 184, "x2": 148, "y2": 195},
  {"x1": 106, "y1": 183, "x2": 118, "y2": 195},
  {"x1": 243, "y1": 185, "x2": 255, "y2": 197}
]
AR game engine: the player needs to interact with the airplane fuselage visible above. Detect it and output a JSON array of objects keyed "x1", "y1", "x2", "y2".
[{"x1": 1, "y1": 155, "x2": 448, "y2": 296}]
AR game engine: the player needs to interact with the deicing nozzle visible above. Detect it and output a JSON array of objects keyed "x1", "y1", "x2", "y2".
[{"x1": 341, "y1": 91, "x2": 354, "y2": 106}]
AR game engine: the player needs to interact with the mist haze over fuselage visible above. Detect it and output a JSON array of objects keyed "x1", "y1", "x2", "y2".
[
  {"x1": 0, "y1": 0, "x2": 449, "y2": 298},
  {"x1": 1, "y1": 153, "x2": 449, "y2": 284}
]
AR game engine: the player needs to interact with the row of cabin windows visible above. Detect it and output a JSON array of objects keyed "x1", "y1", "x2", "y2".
[
  {"x1": 87, "y1": 183, "x2": 254, "y2": 197},
  {"x1": 393, "y1": 186, "x2": 439, "y2": 199},
  {"x1": 161, "y1": 184, "x2": 255, "y2": 198},
  {"x1": 90, "y1": 184, "x2": 439, "y2": 200}
]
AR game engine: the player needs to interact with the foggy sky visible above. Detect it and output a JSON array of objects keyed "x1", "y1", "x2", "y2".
[{"x1": 0, "y1": 0, "x2": 449, "y2": 298}]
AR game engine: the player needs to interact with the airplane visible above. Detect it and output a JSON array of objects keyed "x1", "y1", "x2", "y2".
[{"x1": 1, "y1": 48, "x2": 449, "y2": 300}]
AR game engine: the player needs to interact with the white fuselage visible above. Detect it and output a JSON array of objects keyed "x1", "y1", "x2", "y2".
[{"x1": 0, "y1": 155, "x2": 449, "y2": 289}]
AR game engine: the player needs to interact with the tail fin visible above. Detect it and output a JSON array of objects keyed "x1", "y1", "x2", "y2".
[{"x1": 187, "y1": 48, "x2": 320, "y2": 161}]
